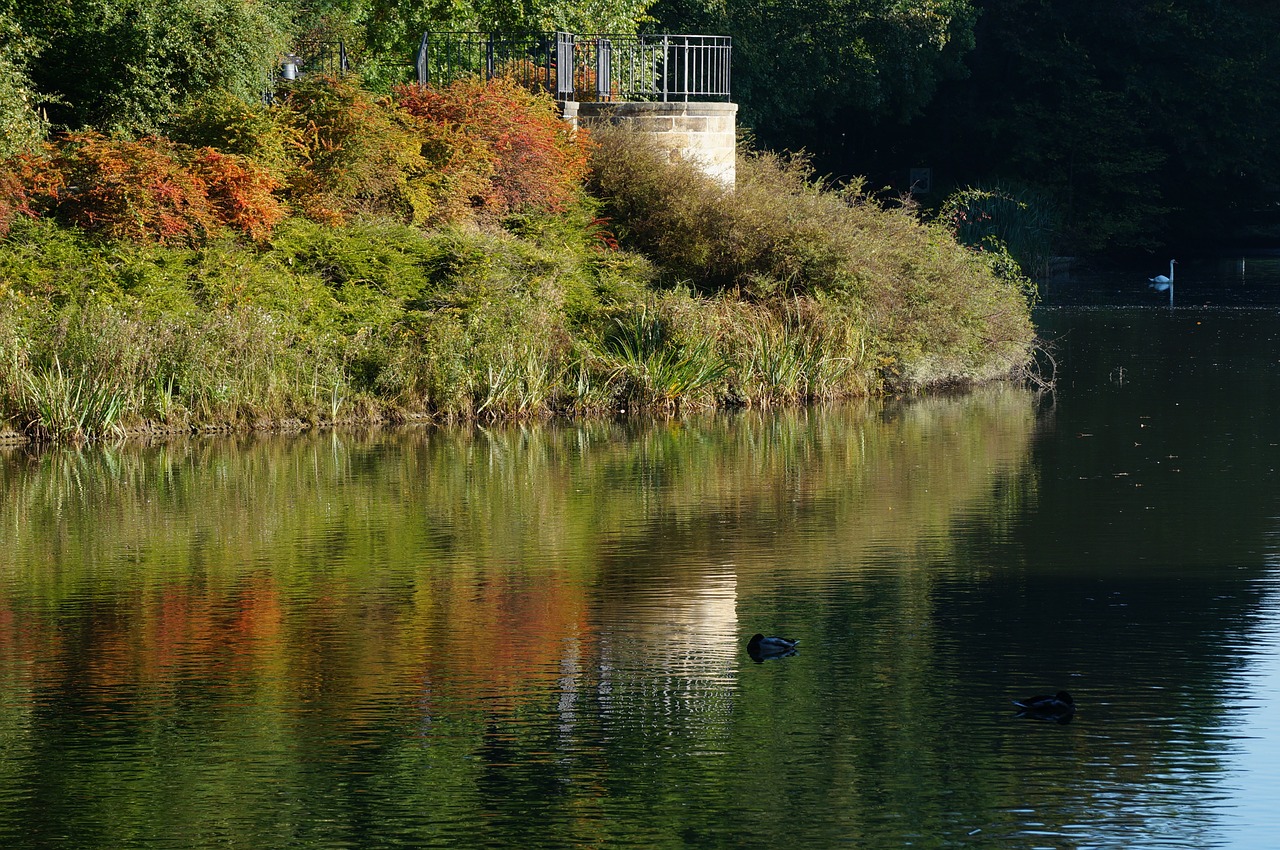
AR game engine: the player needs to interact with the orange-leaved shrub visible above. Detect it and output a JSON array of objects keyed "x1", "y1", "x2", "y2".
[
  {"x1": 48, "y1": 133, "x2": 221, "y2": 243},
  {"x1": 396, "y1": 78, "x2": 593, "y2": 220},
  {"x1": 0, "y1": 152, "x2": 62, "y2": 237},
  {"x1": 6, "y1": 133, "x2": 287, "y2": 243},
  {"x1": 190, "y1": 148, "x2": 286, "y2": 241}
]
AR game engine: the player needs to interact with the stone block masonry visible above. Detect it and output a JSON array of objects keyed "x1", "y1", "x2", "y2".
[{"x1": 564, "y1": 101, "x2": 738, "y2": 187}]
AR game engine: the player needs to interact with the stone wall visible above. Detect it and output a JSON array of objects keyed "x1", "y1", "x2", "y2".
[{"x1": 563, "y1": 101, "x2": 738, "y2": 186}]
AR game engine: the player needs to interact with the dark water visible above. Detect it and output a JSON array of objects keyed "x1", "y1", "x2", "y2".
[{"x1": 4, "y1": 258, "x2": 1280, "y2": 848}]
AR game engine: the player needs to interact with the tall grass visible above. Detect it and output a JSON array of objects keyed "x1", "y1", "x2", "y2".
[
  {"x1": 603, "y1": 307, "x2": 728, "y2": 412},
  {"x1": 17, "y1": 356, "x2": 127, "y2": 442}
]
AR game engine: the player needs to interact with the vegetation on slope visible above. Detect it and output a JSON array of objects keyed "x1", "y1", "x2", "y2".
[{"x1": 0, "y1": 76, "x2": 1033, "y2": 443}]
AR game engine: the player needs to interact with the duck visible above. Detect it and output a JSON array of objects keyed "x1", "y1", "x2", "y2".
[
  {"x1": 747, "y1": 633, "x2": 798, "y2": 662},
  {"x1": 1012, "y1": 690, "x2": 1075, "y2": 723}
]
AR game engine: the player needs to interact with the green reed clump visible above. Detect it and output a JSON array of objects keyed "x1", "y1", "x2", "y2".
[
  {"x1": 602, "y1": 305, "x2": 728, "y2": 412},
  {"x1": 17, "y1": 356, "x2": 127, "y2": 442}
]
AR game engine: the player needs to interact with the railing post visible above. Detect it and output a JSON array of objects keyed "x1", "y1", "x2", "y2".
[
  {"x1": 596, "y1": 38, "x2": 612, "y2": 100},
  {"x1": 416, "y1": 33, "x2": 429, "y2": 86},
  {"x1": 556, "y1": 31, "x2": 575, "y2": 99},
  {"x1": 683, "y1": 37, "x2": 690, "y2": 101},
  {"x1": 486, "y1": 34, "x2": 495, "y2": 80},
  {"x1": 661, "y1": 35, "x2": 669, "y2": 102}
]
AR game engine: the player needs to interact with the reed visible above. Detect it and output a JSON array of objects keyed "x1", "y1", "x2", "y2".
[
  {"x1": 20, "y1": 356, "x2": 127, "y2": 443},
  {"x1": 603, "y1": 307, "x2": 729, "y2": 412}
]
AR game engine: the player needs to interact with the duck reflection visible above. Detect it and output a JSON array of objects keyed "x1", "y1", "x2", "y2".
[{"x1": 1012, "y1": 691, "x2": 1075, "y2": 724}]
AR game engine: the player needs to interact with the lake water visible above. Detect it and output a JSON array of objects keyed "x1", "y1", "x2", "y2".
[{"x1": 4, "y1": 254, "x2": 1280, "y2": 848}]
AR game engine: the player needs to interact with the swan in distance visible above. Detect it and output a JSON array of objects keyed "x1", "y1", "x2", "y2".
[{"x1": 1149, "y1": 259, "x2": 1175, "y2": 306}]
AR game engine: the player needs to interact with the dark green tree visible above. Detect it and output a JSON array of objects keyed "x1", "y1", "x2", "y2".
[
  {"x1": 309, "y1": 0, "x2": 656, "y2": 90},
  {"x1": 650, "y1": 0, "x2": 978, "y2": 157},
  {"x1": 905, "y1": 0, "x2": 1280, "y2": 249},
  {"x1": 9, "y1": 0, "x2": 291, "y2": 133}
]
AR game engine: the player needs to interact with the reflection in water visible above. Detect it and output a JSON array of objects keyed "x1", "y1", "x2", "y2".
[{"x1": 0, "y1": 361, "x2": 1276, "y2": 847}]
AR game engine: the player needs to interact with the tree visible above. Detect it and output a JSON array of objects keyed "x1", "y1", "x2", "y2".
[
  {"x1": 0, "y1": 10, "x2": 45, "y2": 156},
  {"x1": 307, "y1": 0, "x2": 656, "y2": 90},
  {"x1": 9, "y1": 0, "x2": 291, "y2": 133},
  {"x1": 650, "y1": 0, "x2": 978, "y2": 157},
  {"x1": 905, "y1": 0, "x2": 1280, "y2": 249}
]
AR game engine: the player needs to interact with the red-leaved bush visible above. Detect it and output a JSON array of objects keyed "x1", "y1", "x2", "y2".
[
  {"x1": 2, "y1": 133, "x2": 287, "y2": 243},
  {"x1": 0, "y1": 152, "x2": 62, "y2": 237},
  {"x1": 396, "y1": 78, "x2": 593, "y2": 220},
  {"x1": 281, "y1": 75, "x2": 440, "y2": 226},
  {"x1": 190, "y1": 148, "x2": 286, "y2": 241},
  {"x1": 50, "y1": 133, "x2": 221, "y2": 243}
]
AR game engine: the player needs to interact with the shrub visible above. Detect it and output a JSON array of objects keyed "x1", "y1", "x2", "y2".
[
  {"x1": 396, "y1": 78, "x2": 593, "y2": 221},
  {"x1": 283, "y1": 75, "x2": 437, "y2": 226},
  {"x1": 190, "y1": 148, "x2": 287, "y2": 241},
  {"x1": 0, "y1": 152, "x2": 61, "y2": 237},
  {"x1": 166, "y1": 90, "x2": 303, "y2": 181},
  {"x1": 49, "y1": 132, "x2": 222, "y2": 244},
  {"x1": 587, "y1": 126, "x2": 1036, "y2": 387},
  {"x1": 8, "y1": 133, "x2": 289, "y2": 243}
]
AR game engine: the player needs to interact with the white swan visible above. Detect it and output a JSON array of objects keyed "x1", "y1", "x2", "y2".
[
  {"x1": 1148, "y1": 259, "x2": 1175, "y2": 306},
  {"x1": 1149, "y1": 259, "x2": 1175, "y2": 287}
]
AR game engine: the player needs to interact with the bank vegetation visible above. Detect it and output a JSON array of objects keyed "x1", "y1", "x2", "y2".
[{"x1": 0, "y1": 76, "x2": 1035, "y2": 443}]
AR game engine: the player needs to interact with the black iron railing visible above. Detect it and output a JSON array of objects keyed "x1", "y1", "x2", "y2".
[
  {"x1": 416, "y1": 32, "x2": 574, "y2": 98},
  {"x1": 265, "y1": 41, "x2": 349, "y2": 103},
  {"x1": 281, "y1": 41, "x2": 349, "y2": 80},
  {"x1": 417, "y1": 32, "x2": 731, "y2": 102}
]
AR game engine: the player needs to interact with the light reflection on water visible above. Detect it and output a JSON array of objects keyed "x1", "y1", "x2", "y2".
[{"x1": 0, "y1": 305, "x2": 1279, "y2": 846}]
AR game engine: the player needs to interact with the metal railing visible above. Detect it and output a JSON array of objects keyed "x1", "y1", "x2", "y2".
[
  {"x1": 417, "y1": 32, "x2": 575, "y2": 99},
  {"x1": 265, "y1": 41, "x2": 349, "y2": 103},
  {"x1": 417, "y1": 32, "x2": 731, "y2": 102},
  {"x1": 286, "y1": 40, "x2": 349, "y2": 78}
]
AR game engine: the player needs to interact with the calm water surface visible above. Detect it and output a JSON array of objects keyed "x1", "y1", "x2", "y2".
[{"x1": 4, "y1": 255, "x2": 1280, "y2": 848}]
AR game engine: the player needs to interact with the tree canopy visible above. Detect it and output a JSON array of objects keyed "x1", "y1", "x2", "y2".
[
  {"x1": 651, "y1": 0, "x2": 977, "y2": 153},
  {"x1": 7, "y1": 0, "x2": 291, "y2": 133},
  {"x1": 8, "y1": 0, "x2": 1280, "y2": 249},
  {"x1": 652, "y1": 0, "x2": 1280, "y2": 250},
  {"x1": 911, "y1": 0, "x2": 1280, "y2": 249}
]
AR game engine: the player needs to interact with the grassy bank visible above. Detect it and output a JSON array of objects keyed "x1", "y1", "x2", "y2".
[{"x1": 0, "y1": 82, "x2": 1035, "y2": 443}]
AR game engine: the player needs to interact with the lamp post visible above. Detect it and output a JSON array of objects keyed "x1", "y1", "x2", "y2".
[{"x1": 280, "y1": 53, "x2": 302, "y2": 81}]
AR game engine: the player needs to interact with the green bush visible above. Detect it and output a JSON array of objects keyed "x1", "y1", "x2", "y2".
[
  {"x1": 587, "y1": 127, "x2": 1035, "y2": 388},
  {"x1": 166, "y1": 91, "x2": 302, "y2": 182},
  {"x1": 937, "y1": 184, "x2": 1055, "y2": 280},
  {"x1": 282, "y1": 75, "x2": 437, "y2": 226},
  {"x1": 0, "y1": 12, "x2": 45, "y2": 159}
]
